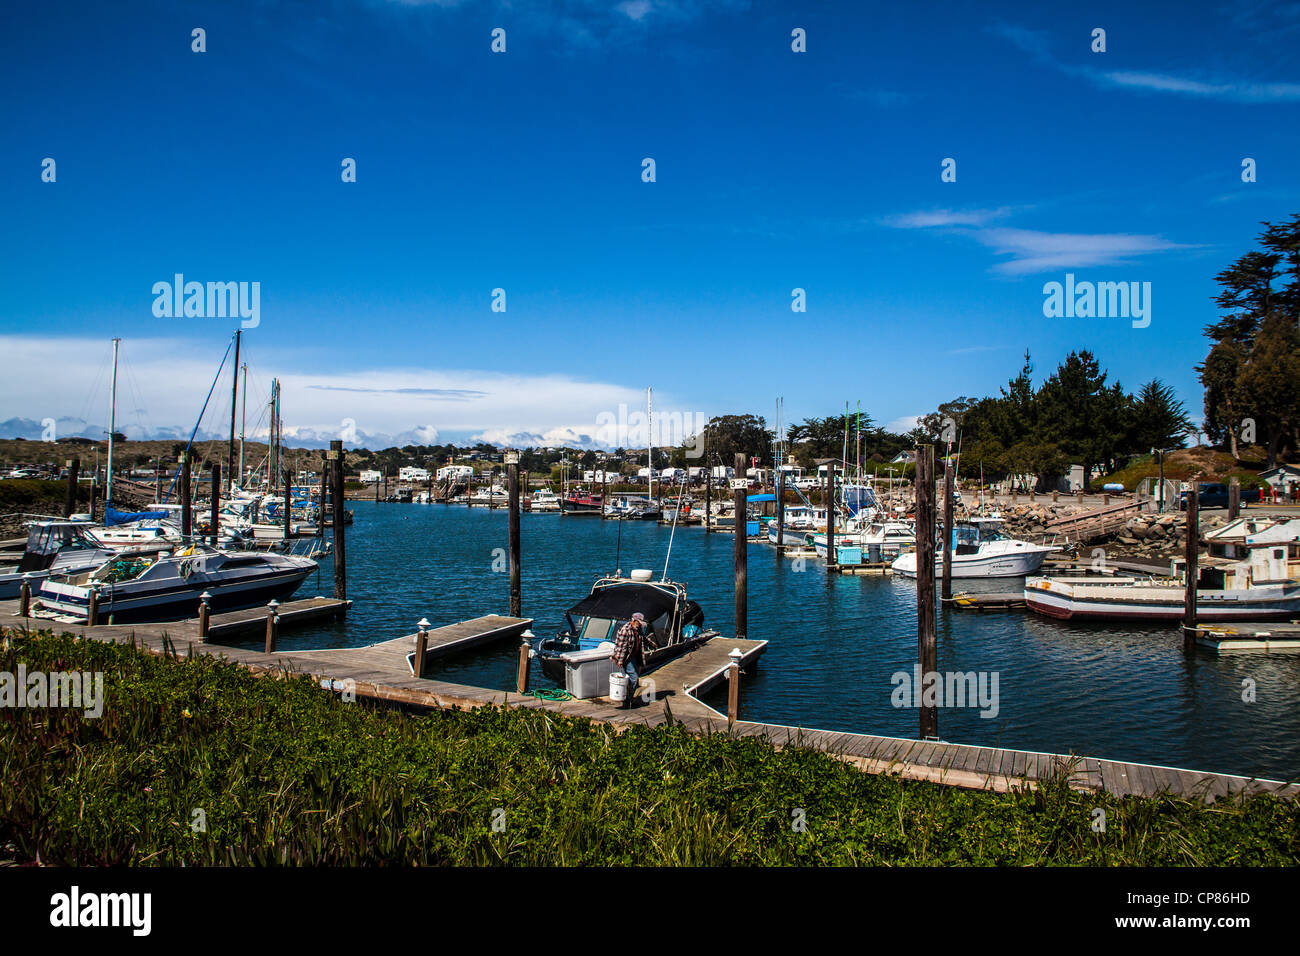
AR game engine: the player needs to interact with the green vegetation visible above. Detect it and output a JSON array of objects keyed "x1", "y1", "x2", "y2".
[
  {"x1": 3, "y1": 629, "x2": 1297, "y2": 866},
  {"x1": 0, "y1": 477, "x2": 87, "y2": 512},
  {"x1": 1199, "y1": 214, "x2": 1300, "y2": 468}
]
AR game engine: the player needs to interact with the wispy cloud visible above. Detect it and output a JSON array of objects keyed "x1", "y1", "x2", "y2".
[
  {"x1": 990, "y1": 21, "x2": 1300, "y2": 103},
  {"x1": 883, "y1": 207, "x2": 1015, "y2": 229},
  {"x1": 974, "y1": 228, "x2": 1188, "y2": 275},
  {"x1": 884, "y1": 211, "x2": 1191, "y2": 275}
]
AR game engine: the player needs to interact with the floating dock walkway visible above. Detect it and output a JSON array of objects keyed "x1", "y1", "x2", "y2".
[{"x1": 2, "y1": 601, "x2": 1296, "y2": 803}]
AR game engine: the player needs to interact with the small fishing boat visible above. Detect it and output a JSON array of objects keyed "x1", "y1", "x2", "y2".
[
  {"x1": 813, "y1": 518, "x2": 916, "y2": 560},
  {"x1": 892, "y1": 517, "x2": 1058, "y2": 578},
  {"x1": 35, "y1": 544, "x2": 317, "y2": 623},
  {"x1": 1025, "y1": 545, "x2": 1300, "y2": 622},
  {"x1": 0, "y1": 520, "x2": 120, "y2": 599},
  {"x1": 562, "y1": 489, "x2": 604, "y2": 515},
  {"x1": 528, "y1": 487, "x2": 561, "y2": 512},
  {"x1": 535, "y1": 570, "x2": 714, "y2": 694}
]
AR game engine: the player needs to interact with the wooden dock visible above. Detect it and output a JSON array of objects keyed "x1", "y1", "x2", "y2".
[
  {"x1": 946, "y1": 591, "x2": 1026, "y2": 610},
  {"x1": 1193, "y1": 621, "x2": 1300, "y2": 654},
  {"x1": 292, "y1": 614, "x2": 533, "y2": 675},
  {"x1": 205, "y1": 596, "x2": 351, "y2": 640},
  {"x1": 2, "y1": 602, "x2": 1297, "y2": 803}
]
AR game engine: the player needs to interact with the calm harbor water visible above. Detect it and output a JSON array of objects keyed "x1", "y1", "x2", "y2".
[{"x1": 267, "y1": 501, "x2": 1300, "y2": 782}]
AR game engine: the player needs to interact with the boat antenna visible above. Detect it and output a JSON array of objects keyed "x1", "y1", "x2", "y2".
[{"x1": 662, "y1": 472, "x2": 688, "y2": 580}]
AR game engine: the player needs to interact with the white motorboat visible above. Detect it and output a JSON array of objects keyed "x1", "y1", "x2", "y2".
[
  {"x1": 813, "y1": 518, "x2": 916, "y2": 560},
  {"x1": 1025, "y1": 543, "x2": 1300, "y2": 622},
  {"x1": 0, "y1": 520, "x2": 122, "y2": 599},
  {"x1": 36, "y1": 544, "x2": 317, "y2": 623},
  {"x1": 892, "y1": 517, "x2": 1058, "y2": 578},
  {"x1": 529, "y1": 487, "x2": 561, "y2": 512}
]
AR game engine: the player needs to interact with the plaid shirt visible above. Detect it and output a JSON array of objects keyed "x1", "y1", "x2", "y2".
[{"x1": 611, "y1": 620, "x2": 644, "y2": 668}]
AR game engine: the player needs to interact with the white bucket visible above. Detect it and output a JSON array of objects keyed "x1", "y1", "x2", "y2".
[{"x1": 609, "y1": 671, "x2": 629, "y2": 702}]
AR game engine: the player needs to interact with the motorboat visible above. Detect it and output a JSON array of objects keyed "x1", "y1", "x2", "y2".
[
  {"x1": 892, "y1": 517, "x2": 1058, "y2": 578},
  {"x1": 562, "y1": 489, "x2": 604, "y2": 515},
  {"x1": 535, "y1": 571, "x2": 714, "y2": 696},
  {"x1": 813, "y1": 518, "x2": 916, "y2": 560},
  {"x1": 35, "y1": 544, "x2": 318, "y2": 624},
  {"x1": 0, "y1": 520, "x2": 122, "y2": 599},
  {"x1": 528, "y1": 487, "x2": 561, "y2": 512},
  {"x1": 1025, "y1": 543, "x2": 1300, "y2": 622}
]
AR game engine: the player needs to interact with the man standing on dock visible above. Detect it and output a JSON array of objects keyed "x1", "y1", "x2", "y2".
[{"x1": 612, "y1": 613, "x2": 647, "y2": 707}]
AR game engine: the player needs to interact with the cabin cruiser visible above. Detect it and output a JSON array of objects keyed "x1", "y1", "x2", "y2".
[
  {"x1": 528, "y1": 487, "x2": 561, "y2": 512},
  {"x1": 0, "y1": 520, "x2": 122, "y2": 599},
  {"x1": 1025, "y1": 543, "x2": 1300, "y2": 622},
  {"x1": 813, "y1": 518, "x2": 916, "y2": 560},
  {"x1": 892, "y1": 517, "x2": 1058, "y2": 578},
  {"x1": 35, "y1": 544, "x2": 317, "y2": 624},
  {"x1": 470, "y1": 484, "x2": 509, "y2": 505},
  {"x1": 535, "y1": 571, "x2": 714, "y2": 696}
]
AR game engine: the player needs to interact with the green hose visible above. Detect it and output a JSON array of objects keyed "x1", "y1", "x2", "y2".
[{"x1": 523, "y1": 688, "x2": 575, "y2": 701}]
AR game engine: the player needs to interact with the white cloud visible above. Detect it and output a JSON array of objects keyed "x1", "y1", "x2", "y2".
[
  {"x1": 973, "y1": 228, "x2": 1187, "y2": 274},
  {"x1": 0, "y1": 335, "x2": 685, "y2": 449},
  {"x1": 884, "y1": 207, "x2": 1014, "y2": 229},
  {"x1": 886, "y1": 415, "x2": 920, "y2": 434}
]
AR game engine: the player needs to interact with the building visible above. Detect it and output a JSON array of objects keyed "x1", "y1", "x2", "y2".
[
  {"x1": 399, "y1": 466, "x2": 430, "y2": 482},
  {"x1": 359, "y1": 469, "x2": 381, "y2": 484},
  {"x1": 437, "y1": 464, "x2": 474, "y2": 481}
]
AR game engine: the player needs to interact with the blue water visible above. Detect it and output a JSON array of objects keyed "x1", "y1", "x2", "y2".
[{"x1": 267, "y1": 502, "x2": 1300, "y2": 783}]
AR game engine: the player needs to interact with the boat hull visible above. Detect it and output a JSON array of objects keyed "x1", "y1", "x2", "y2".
[
  {"x1": 1024, "y1": 579, "x2": 1300, "y2": 622},
  {"x1": 893, "y1": 548, "x2": 1053, "y2": 578}
]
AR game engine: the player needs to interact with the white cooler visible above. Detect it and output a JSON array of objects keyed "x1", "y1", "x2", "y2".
[{"x1": 561, "y1": 647, "x2": 620, "y2": 699}]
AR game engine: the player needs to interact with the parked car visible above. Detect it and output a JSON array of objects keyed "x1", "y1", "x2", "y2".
[{"x1": 1178, "y1": 482, "x2": 1262, "y2": 510}]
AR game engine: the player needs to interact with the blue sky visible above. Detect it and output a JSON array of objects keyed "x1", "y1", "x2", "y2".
[{"x1": 2, "y1": 0, "x2": 1298, "y2": 449}]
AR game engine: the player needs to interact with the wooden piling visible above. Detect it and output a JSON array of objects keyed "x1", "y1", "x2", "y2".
[
  {"x1": 704, "y1": 464, "x2": 712, "y2": 533},
  {"x1": 198, "y1": 596, "x2": 210, "y2": 641},
  {"x1": 727, "y1": 652, "x2": 741, "y2": 722},
  {"x1": 515, "y1": 637, "x2": 531, "y2": 694},
  {"x1": 179, "y1": 452, "x2": 192, "y2": 540},
  {"x1": 63, "y1": 458, "x2": 80, "y2": 518},
  {"x1": 733, "y1": 452, "x2": 747, "y2": 639},
  {"x1": 941, "y1": 457, "x2": 954, "y2": 601},
  {"x1": 825, "y1": 463, "x2": 836, "y2": 571},
  {"x1": 916, "y1": 445, "x2": 938, "y2": 739},
  {"x1": 1228, "y1": 477, "x2": 1240, "y2": 521},
  {"x1": 1183, "y1": 486, "x2": 1199, "y2": 653},
  {"x1": 210, "y1": 462, "x2": 221, "y2": 546},
  {"x1": 19, "y1": 577, "x2": 31, "y2": 618},
  {"x1": 329, "y1": 441, "x2": 347, "y2": 601},
  {"x1": 375, "y1": 472, "x2": 380, "y2": 503},
  {"x1": 265, "y1": 602, "x2": 279, "y2": 654},
  {"x1": 87, "y1": 585, "x2": 99, "y2": 627},
  {"x1": 507, "y1": 455, "x2": 521, "y2": 618},
  {"x1": 415, "y1": 624, "x2": 430, "y2": 679},
  {"x1": 88, "y1": 478, "x2": 98, "y2": 523},
  {"x1": 317, "y1": 461, "x2": 327, "y2": 538},
  {"x1": 775, "y1": 467, "x2": 786, "y2": 551}
]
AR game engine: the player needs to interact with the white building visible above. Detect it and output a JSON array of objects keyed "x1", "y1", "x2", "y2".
[
  {"x1": 399, "y1": 466, "x2": 430, "y2": 482},
  {"x1": 437, "y1": 464, "x2": 475, "y2": 481},
  {"x1": 359, "y1": 469, "x2": 381, "y2": 484}
]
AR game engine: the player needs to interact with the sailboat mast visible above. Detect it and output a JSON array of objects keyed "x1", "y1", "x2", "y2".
[
  {"x1": 227, "y1": 330, "x2": 241, "y2": 497},
  {"x1": 647, "y1": 386, "x2": 653, "y2": 502},
  {"x1": 238, "y1": 362, "x2": 247, "y2": 488},
  {"x1": 106, "y1": 337, "x2": 120, "y2": 509}
]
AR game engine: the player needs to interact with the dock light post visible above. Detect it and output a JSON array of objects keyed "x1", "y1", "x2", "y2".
[
  {"x1": 265, "y1": 599, "x2": 280, "y2": 654},
  {"x1": 414, "y1": 618, "x2": 430, "y2": 678},
  {"x1": 506, "y1": 450, "x2": 522, "y2": 618},
  {"x1": 198, "y1": 591, "x2": 212, "y2": 641},
  {"x1": 516, "y1": 630, "x2": 534, "y2": 695},
  {"x1": 727, "y1": 647, "x2": 743, "y2": 724},
  {"x1": 19, "y1": 573, "x2": 31, "y2": 618}
]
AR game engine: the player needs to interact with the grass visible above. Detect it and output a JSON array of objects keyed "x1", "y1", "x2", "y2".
[{"x1": 2, "y1": 629, "x2": 1297, "y2": 866}]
